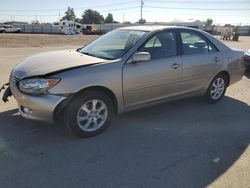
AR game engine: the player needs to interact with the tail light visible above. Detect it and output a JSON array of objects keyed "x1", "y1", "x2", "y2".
[{"x1": 242, "y1": 54, "x2": 250, "y2": 63}]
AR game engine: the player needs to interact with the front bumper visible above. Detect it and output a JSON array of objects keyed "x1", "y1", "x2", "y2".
[{"x1": 10, "y1": 77, "x2": 66, "y2": 123}]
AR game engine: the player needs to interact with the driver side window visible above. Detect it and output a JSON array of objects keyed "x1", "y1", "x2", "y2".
[{"x1": 139, "y1": 31, "x2": 177, "y2": 60}]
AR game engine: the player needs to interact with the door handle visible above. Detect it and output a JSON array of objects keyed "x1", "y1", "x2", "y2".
[
  {"x1": 171, "y1": 63, "x2": 181, "y2": 69},
  {"x1": 213, "y1": 57, "x2": 219, "y2": 62}
]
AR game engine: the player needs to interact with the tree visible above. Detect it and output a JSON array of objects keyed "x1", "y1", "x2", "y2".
[
  {"x1": 104, "y1": 13, "x2": 114, "y2": 23},
  {"x1": 203, "y1": 18, "x2": 213, "y2": 28},
  {"x1": 61, "y1": 7, "x2": 76, "y2": 21},
  {"x1": 81, "y1": 9, "x2": 104, "y2": 24},
  {"x1": 31, "y1": 20, "x2": 39, "y2": 24},
  {"x1": 74, "y1": 18, "x2": 81, "y2": 23}
]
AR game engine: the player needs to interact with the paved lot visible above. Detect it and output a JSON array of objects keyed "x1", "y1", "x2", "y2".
[{"x1": 0, "y1": 34, "x2": 250, "y2": 188}]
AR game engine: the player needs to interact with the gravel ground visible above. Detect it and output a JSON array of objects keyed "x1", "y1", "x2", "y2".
[
  {"x1": 0, "y1": 33, "x2": 99, "y2": 48},
  {"x1": 0, "y1": 33, "x2": 249, "y2": 188}
]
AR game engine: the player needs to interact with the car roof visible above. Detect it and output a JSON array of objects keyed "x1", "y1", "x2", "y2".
[{"x1": 119, "y1": 25, "x2": 196, "y2": 32}]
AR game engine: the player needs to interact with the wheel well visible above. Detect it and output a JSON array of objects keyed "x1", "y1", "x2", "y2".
[
  {"x1": 75, "y1": 86, "x2": 118, "y2": 113},
  {"x1": 53, "y1": 86, "x2": 118, "y2": 123},
  {"x1": 218, "y1": 71, "x2": 230, "y2": 86}
]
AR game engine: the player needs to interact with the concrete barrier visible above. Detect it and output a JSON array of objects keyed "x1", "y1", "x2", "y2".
[{"x1": 14, "y1": 24, "x2": 61, "y2": 34}]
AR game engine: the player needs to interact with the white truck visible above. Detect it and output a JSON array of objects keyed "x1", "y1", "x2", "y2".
[{"x1": 0, "y1": 25, "x2": 21, "y2": 33}]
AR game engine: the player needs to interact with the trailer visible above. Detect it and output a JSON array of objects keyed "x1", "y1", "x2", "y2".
[{"x1": 59, "y1": 20, "x2": 82, "y2": 35}]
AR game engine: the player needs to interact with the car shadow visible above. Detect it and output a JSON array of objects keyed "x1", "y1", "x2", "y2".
[{"x1": 0, "y1": 96, "x2": 249, "y2": 188}]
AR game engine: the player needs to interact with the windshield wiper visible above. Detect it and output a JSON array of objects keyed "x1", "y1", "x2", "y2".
[
  {"x1": 76, "y1": 48, "x2": 82, "y2": 52},
  {"x1": 80, "y1": 51, "x2": 98, "y2": 57},
  {"x1": 79, "y1": 51, "x2": 114, "y2": 60}
]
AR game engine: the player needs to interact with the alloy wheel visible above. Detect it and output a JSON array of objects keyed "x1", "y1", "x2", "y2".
[
  {"x1": 77, "y1": 99, "x2": 108, "y2": 132},
  {"x1": 210, "y1": 77, "x2": 225, "y2": 100}
]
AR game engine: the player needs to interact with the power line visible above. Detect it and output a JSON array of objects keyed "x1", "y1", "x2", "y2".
[
  {"x1": 0, "y1": 1, "x2": 136, "y2": 12},
  {"x1": 1, "y1": 0, "x2": 249, "y2": 23},
  {"x1": 0, "y1": 7, "x2": 140, "y2": 17},
  {"x1": 144, "y1": 5, "x2": 250, "y2": 11},
  {"x1": 146, "y1": 0, "x2": 250, "y2": 3},
  {"x1": 98, "y1": 6, "x2": 139, "y2": 13},
  {"x1": 143, "y1": 9, "x2": 250, "y2": 17},
  {"x1": 1, "y1": 1, "x2": 248, "y2": 14},
  {"x1": 1, "y1": 14, "x2": 58, "y2": 17}
]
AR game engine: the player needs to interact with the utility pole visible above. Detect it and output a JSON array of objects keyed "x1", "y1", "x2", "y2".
[{"x1": 140, "y1": 0, "x2": 144, "y2": 22}]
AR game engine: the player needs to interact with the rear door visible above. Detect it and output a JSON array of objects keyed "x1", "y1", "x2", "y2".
[
  {"x1": 178, "y1": 30, "x2": 219, "y2": 94},
  {"x1": 123, "y1": 30, "x2": 182, "y2": 107}
]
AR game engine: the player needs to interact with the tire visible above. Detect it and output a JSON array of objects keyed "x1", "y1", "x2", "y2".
[
  {"x1": 206, "y1": 74, "x2": 228, "y2": 103},
  {"x1": 64, "y1": 90, "x2": 114, "y2": 137},
  {"x1": 2, "y1": 30, "x2": 6, "y2": 33}
]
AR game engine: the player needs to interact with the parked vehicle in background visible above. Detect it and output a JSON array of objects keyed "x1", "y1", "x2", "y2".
[
  {"x1": 59, "y1": 20, "x2": 82, "y2": 35},
  {"x1": 1, "y1": 26, "x2": 246, "y2": 137},
  {"x1": 221, "y1": 27, "x2": 239, "y2": 41},
  {"x1": 0, "y1": 25, "x2": 21, "y2": 33},
  {"x1": 82, "y1": 25, "x2": 105, "y2": 35}
]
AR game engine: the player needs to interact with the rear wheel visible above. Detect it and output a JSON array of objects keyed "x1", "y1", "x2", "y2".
[
  {"x1": 206, "y1": 74, "x2": 227, "y2": 103},
  {"x1": 64, "y1": 90, "x2": 114, "y2": 137}
]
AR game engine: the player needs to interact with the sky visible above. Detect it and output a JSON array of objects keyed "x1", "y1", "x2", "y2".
[{"x1": 0, "y1": 0, "x2": 250, "y2": 25}]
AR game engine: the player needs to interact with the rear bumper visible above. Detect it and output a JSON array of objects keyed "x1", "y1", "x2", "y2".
[{"x1": 10, "y1": 79, "x2": 66, "y2": 123}]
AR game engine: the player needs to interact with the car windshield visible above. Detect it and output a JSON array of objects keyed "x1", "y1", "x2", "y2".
[{"x1": 79, "y1": 29, "x2": 147, "y2": 60}]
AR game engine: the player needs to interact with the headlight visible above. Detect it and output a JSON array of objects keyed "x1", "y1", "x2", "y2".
[{"x1": 19, "y1": 78, "x2": 60, "y2": 95}]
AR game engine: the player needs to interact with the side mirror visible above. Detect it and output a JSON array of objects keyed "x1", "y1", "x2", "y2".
[{"x1": 130, "y1": 52, "x2": 151, "y2": 64}]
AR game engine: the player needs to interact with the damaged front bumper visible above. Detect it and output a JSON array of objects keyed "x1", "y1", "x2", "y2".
[
  {"x1": 0, "y1": 83, "x2": 12, "y2": 103},
  {"x1": 1, "y1": 78, "x2": 66, "y2": 123}
]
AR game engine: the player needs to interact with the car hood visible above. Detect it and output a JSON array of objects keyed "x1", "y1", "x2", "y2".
[{"x1": 12, "y1": 49, "x2": 106, "y2": 79}]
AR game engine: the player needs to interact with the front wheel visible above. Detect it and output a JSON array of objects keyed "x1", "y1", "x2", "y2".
[
  {"x1": 206, "y1": 74, "x2": 227, "y2": 103},
  {"x1": 64, "y1": 90, "x2": 114, "y2": 137}
]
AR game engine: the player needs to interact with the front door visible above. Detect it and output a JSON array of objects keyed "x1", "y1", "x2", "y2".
[{"x1": 123, "y1": 30, "x2": 182, "y2": 107}]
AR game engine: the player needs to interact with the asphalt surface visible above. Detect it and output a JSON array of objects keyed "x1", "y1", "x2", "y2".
[{"x1": 0, "y1": 40, "x2": 250, "y2": 188}]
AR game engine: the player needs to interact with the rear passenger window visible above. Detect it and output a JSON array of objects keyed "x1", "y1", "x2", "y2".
[
  {"x1": 139, "y1": 31, "x2": 177, "y2": 59},
  {"x1": 181, "y1": 31, "x2": 208, "y2": 55}
]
